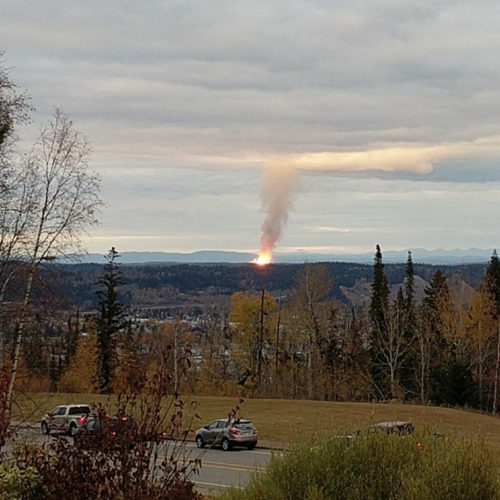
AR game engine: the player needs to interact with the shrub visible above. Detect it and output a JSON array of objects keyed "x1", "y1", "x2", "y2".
[
  {"x1": 0, "y1": 457, "x2": 44, "y2": 499},
  {"x1": 221, "y1": 432, "x2": 500, "y2": 500},
  {"x1": 8, "y1": 351, "x2": 203, "y2": 499}
]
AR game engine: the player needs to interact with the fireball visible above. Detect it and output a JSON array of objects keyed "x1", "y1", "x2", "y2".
[{"x1": 252, "y1": 251, "x2": 272, "y2": 266}]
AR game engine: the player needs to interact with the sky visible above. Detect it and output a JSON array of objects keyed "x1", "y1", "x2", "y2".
[{"x1": 2, "y1": 1, "x2": 500, "y2": 259}]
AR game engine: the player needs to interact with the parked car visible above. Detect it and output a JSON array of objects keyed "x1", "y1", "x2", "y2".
[
  {"x1": 73, "y1": 414, "x2": 137, "y2": 449},
  {"x1": 135, "y1": 428, "x2": 171, "y2": 442},
  {"x1": 41, "y1": 404, "x2": 92, "y2": 436},
  {"x1": 347, "y1": 420, "x2": 414, "y2": 440},
  {"x1": 110, "y1": 413, "x2": 170, "y2": 443},
  {"x1": 73, "y1": 415, "x2": 111, "y2": 448},
  {"x1": 195, "y1": 418, "x2": 258, "y2": 451},
  {"x1": 370, "y1": 420, "x2": 414, "y2": 436}
]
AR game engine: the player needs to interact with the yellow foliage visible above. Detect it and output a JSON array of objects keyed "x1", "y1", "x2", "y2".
[
  {"x1": 463, "y1": 288, "x2": 497, "y2": 346},
  {"x1": 12, "y1": 357, "x2": 50, "y2": 392},
  {"x1": 58, "y1": 333, "x2": 97, "y2": 393},
  {"x1": 229, "y1": 290, "x2": 277, "y2": 387},
  {"x1": 112, "y1": 349, "x2": 145, "y2": 394}
]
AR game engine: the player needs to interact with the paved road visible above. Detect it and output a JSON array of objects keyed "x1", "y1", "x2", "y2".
[
  {"x1": 184, "y1": 442, "x2": 277, "y2": 494},
  {"x1": 8, "y1": 423, "x2": 280, "y2": 494}
]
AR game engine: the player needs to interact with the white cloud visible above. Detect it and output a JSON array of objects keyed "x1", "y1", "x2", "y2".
[
  {"x1": 311, "y1": 226, "x2": 352, "y2": 233},
  {"x1": 267, "y1": 135, "x2": 500, "y2": 175}
]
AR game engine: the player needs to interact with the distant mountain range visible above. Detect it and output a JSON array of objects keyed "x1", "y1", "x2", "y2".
[{"x1": 65, "y1": 248, "x2": 497, "y2": 265}]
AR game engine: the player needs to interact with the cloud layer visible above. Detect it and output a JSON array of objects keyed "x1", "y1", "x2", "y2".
[{"x1": 2, "y1": 1, "x2": 500, "y2": 254}]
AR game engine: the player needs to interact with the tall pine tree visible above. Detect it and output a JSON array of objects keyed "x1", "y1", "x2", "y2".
[
  {"x1": 484, "y1": 249, "x2": 500, "y2": 413},
  {"x1": 95, "y1": 247, "x2": 126, "y2": 394},
  {"x1": 485, "y1": 250, "x2": 500, "y2": 314},
  {"x1": 400, "y1": 251, "x2": 418, "y2": 397},
  {"x1": 369, "y1": 244, "x2": 390, "y2": 334},
  {"x1": 369, "y1": 244, "x2": 390, "y2": 398},
  {"x1": 404, "y1": 251, "x2": 415, "y2": 325}
]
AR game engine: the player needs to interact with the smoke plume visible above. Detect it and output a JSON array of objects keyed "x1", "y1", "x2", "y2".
[{"x1": 258, "y1": 165, "x2": 299, "y2": 261}]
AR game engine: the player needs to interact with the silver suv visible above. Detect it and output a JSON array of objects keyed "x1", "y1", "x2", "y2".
[
  {"x1": 195, "y1": 418, "x2": 258, "y2": 451},
  {"x1": 41, "y1": 404, "x2": 92, "y2": 436}
]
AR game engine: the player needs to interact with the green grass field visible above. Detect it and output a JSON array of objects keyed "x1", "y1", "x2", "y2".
[{"x1": 13, "y1": 392, "x2": 500, "y2": 467}]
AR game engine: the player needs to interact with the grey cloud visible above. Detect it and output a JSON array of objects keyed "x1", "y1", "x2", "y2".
[
  {"x1": 289, "y1": 175, "x2": 500, "y2": 249},
  {"x1": 315, "y1": 160, "x2": 500, "y2": 183},
  {"x1": 5, "y1": 0, "x2": 500, "y2": 153},
  {"x1": 97, "y1": 165, "x2": 263, "y2": 252},
  {"x1": 3, "y1": 0, "x2": 500, "y2": 253}
]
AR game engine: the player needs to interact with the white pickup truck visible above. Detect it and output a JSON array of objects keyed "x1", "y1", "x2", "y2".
[{"x1": 40, "y1": 404, "x2": 92, "y2": 436}]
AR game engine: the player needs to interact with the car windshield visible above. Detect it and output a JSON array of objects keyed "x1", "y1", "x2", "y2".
[
  {"x1": 233, "y1": 421, "x2": 254, "y2": 430},
  {"x1": 86, "y1": 418, "x2": 108, "y2": 431},
  {"x1": 86, "y1": 420, "x2": 98, "y2": 430},
  {"x1": 69, "y1": 406, "x2": 91, "y2": 415}
]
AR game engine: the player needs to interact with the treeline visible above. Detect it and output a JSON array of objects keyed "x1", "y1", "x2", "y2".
[
  {"x1": 220, "y1": 247, "x2": 500, "y2": 412},
  {"x1": 4, "y1": 246, "x2": 500, "y2": 414},
  {"x1": 51, "y1": 260, "x2": 487, "y2": 310}
]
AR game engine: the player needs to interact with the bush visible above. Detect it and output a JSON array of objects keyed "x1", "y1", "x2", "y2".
[
  {"x1": 6, "y1": 353, "x2": 202, "y2": 499},
  {"x1": 221, "y1": 432, "x2": 500, "y2": 500},
  {"x1": 0, "y1": 458, "x2": 45, "y2": 499}
]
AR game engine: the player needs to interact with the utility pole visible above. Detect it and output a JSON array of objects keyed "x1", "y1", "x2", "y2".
[
  {"x1": 493, "y1": 320, "x2": 500, "y2": 413},
  {"x1": 275, "y1": 294, "x2": 281, "y2": 396},
  {"x1": 174, "y1": 319, "x2": 179, "y2": 393},
  {"x1": 257, "y1": 289, "x2": 265, "y2": 389}
]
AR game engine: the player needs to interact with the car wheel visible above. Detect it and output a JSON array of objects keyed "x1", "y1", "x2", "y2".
[
  {"x1": 68, "y1": 423, "x2": 77, "y2": 436},
  {"x1": 195, "y1": 436, "x2": 205, "y2": 449},
  {"x1": 41, "y1": 421, "x2": 49, "y2": 435},
  {"x1": 246, "y1": 443, "x2": 256, "y2": 450},
  {"x1": 221, "y1": 438, "x2": 231, "y2": 451}
]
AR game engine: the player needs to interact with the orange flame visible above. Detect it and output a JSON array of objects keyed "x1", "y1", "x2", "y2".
[{"x1": 252, "y1": 250, "x2": 272, "y2": 266}]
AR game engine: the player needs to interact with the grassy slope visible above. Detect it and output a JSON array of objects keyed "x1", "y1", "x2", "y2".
[{"x1": 14, "y1": 393, "x2": 500, "y2": 465}]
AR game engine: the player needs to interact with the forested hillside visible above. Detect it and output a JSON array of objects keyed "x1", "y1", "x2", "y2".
[{"x1": 55, "y1": 261, "x2": 487, "y2": 310}]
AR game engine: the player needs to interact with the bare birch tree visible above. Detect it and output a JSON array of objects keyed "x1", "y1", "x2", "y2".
[
  {"x1": 372, "y1": 292, "x2": 415, "y2": 399},
  {"x1": 6, "y1": 109, "x2": 102, "y2": 406},
  {"x1": 0, "y1": 161, "x2": 38, "y2": 366},
  {"x1": 290, "y1": 264, "x2": 333, "y2": 399},
  {"x1": 0, "y1": 51, "x2": 31, "y2": 158},
  {"x1": 0, "y1": 53, "x2": 33, "y2": 368}
]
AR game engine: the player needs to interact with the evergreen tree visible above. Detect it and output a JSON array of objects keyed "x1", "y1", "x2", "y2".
[
  {"x1": 430, "y1": 357, "x2": 478, "y2": 407},
  {"x1": 485, "y1": 249, "x2": 500, "y2": 314},
  {"x1": 417, "y1": 270, "x2": 448, "y2": 403},
  {"x1": 422, "y1": 270, "x2": 468, "y2": 405},
  {"x1": 369, "y1": 245, "x2": 390, "y2": 333},
  {"x1": 484, "y1": 250, "x2": 500, "y2": 413},
  {"x1": 404, "y1": 251, "x2": 415, "y2": 324},
  {"x1": 95, "y1": 247, "x2": 126, "y2": 393},
  {"x1": 400, "y1": 251, "x2": 418, "y2": 397},
  {"x1": 369, "y1": 245, "x2": 390, "y2": 398},
  {"x1": 423, "y1": 269, "x2": 449, "y2": 312}
]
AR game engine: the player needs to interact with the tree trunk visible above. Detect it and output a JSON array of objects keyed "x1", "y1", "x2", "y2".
[
  {"x1": 174, "y1": 322, "x2": 178, "y2": 393},
  {"x1": 493, "y1": 321, "x2": 500, "y2": 414},
  {"x1": 390, "y1": 364, "x2": 396, "y2": 399},
  {"x1": 419, "y1": 334, "x2": 427, "y2": 404},
  {"x1": 478, "y1": 343, "x2": 483, "y2": 410},
  {"x1": 274, "y1": 297, "x2": 281, "y2": 397},
  {"x1": 257, "y1": 289, "x2": 265, "y2": 390},
  {"x1": 307, "y1": 345, "x2": 313, "y2": 399},
  {"x1": 0, "y1": 269, "x2": 18, "y2": 370},
  {"x1": 7, "y1": 266, "x2": 35, "y2": 409}
]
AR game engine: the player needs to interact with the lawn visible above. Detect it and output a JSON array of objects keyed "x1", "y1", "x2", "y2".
[{"x1": 12, "y1": 392, "x2": 500, "y2": 467}]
